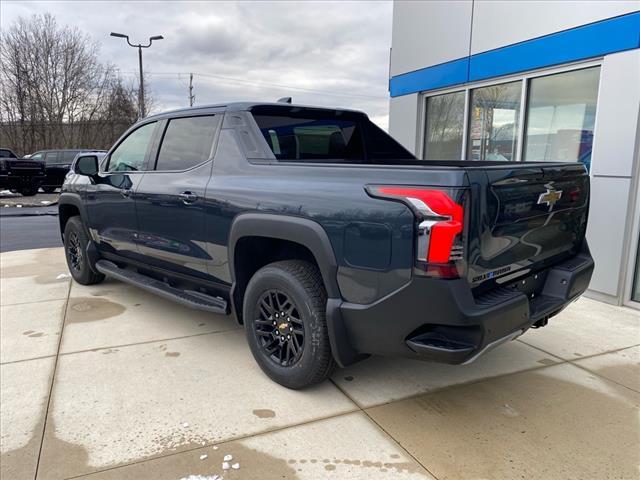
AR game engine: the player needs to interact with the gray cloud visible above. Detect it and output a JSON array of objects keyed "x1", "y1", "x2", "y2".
[{"x1": 1, "y1": 1, "x2": 392, "y2": 129}]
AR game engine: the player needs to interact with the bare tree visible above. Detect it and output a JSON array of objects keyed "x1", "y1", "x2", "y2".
[{"x1": 0, "y1": 13, "x2": 139, "y2": 154}]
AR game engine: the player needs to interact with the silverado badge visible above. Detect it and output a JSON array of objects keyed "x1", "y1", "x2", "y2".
[{"x1": 537, "y1": 184, "x2": 563, "y2": 211}]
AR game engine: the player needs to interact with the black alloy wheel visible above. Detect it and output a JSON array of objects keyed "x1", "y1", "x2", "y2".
[
  {"x1": 254, "y1": 289, "x2": 305, "y2": 367},
  {"x1": 67, "y1": 231, "x2": 84, "y2": 273}
]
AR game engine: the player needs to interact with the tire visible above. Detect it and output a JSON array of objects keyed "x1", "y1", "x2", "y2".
[
  {"x1": 63, "y1": 216, "x2": 105, "y2": 285},
  {"x1": 19, "y1": 186, "x2": 38, "y2": 196},
  {"x1": 42, "y1": 186, "x2": 57, "y2": 193},
  {"x1": 243, "y1": 260, "x2": 336, "y2": 389}
]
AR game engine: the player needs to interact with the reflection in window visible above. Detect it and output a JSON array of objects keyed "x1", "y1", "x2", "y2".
[
  {"x1": 156, "y1": 115, "x2": 218, "y2": 171},
  {"x1": 467, "y1": 81, "x2": 521, "y2": 161},
  {"x1": 523, "y1": 67, "x2": 600, "y2": 170},
  {"x1": 108, "y1": 122, "x2": 156, "y2": 172},
  {"x1": 424, "y1": 91, "x2": 465, "y2": 160}
]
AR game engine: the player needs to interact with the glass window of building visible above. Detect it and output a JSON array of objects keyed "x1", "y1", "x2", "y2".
[
  {"x1": 467, "y1": 81, "x2": 522, "y2": 161},
  {"x1": 423, "y1": 91, "x2": 465, "y2": 160},
  {"x1": 523, "y1": 67, "x2": 600, "y2": 169}
]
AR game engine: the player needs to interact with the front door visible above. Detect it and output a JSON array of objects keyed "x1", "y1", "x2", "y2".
[
  {"x1": 135, "y1": 114, "x2": 221, "y2": 280},
  {"x1": 86, "y1": 121, "x2": 157, "y2": 260}
]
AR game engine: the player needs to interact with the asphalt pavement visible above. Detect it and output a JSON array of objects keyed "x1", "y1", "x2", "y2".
[{"x1": 0, "y1": 213, "x2": 61, "y2": 252}]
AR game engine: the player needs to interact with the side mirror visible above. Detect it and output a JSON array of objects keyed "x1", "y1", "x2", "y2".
[{"x1": 74, "y1": 155, "x2": 99, "y2": 176}]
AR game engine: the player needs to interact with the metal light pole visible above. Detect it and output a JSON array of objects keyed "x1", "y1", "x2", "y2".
[{"x1": 110, "y1": 32, "x2": 164, "y2": 118}]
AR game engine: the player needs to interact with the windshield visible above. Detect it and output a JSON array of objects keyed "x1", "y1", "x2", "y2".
[{"x1": 251, "y1": 106, "x2": 415, "y2": 163}]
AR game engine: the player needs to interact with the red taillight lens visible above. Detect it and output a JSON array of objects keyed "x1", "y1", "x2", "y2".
[{"x1": 367, "y1": 186, "x2": 464, "y2": 265}]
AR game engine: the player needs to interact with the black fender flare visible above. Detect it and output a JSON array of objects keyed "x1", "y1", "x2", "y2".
[
  {"x1": 57, "y1": 192, "x2": 89, "y2": 239},
  {"x1": 227, "y1": 213, "x2": 366, "y2": 367},
  {"x1": 228, "y1": 213, "x2": 341, "y2": 297}
]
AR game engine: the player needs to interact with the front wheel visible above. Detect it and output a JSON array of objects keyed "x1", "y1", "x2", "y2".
[
  {"x1": 243, "y1": 260, "x2": 336, "y2": 389},
  {"x1": 63, "y1": 216, "x2": 105, "y2": 285}
]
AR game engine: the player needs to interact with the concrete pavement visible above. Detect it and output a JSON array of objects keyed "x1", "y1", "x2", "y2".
[{"x1": 1, "y1": 247, "x2": 639, "y2": 479}]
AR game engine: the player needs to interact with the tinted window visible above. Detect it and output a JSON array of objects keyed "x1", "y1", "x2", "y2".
[
  {"x1": 0, "y1": 149, "x2": 16, "y2": 158},
  {"x1": 424, "y1": 91, "x2": 465, "y2": 160},
  {"x1": 156, "y1": 115, "x2": 219, "y2": 171},
  {"x1": 63, "y1": 151, "x2": 78, "y2": 162},
  {"x1": 45, "y1": 152, "x2": 60, "y2": 163},
  {"x1": 252, "y1": 107, "x2": 413, "y2": 163},
  {"x1": 108, "y1": 122, "x2": 156, "y2": 172}
]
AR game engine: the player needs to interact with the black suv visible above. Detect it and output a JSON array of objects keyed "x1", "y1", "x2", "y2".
[
  {"x1": 59, "y1": 102, "x2": 594, "y2": 389},
  {"x1": 30, "y1": 149, "x2": 106, "y2": 193}
]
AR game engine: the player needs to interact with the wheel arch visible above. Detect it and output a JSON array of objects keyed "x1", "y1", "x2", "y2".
[
  {"x1": 227, "y1": 213, "x2": 365, "y2": 368},
  {"x1": 58, "y1": 193, "x2": 88, "y2": 241}
]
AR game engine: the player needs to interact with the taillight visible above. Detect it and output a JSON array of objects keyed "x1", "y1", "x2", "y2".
[{"x1": 366, "y1": 185, "x2": 464, "y2": 277}]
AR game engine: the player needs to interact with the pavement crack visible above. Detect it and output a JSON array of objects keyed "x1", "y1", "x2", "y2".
[{"x1": 33, "y1": 278, "x2": 72, "y2": 479}]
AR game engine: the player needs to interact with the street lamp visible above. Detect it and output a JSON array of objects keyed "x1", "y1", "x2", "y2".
[{"x1": 110, "y1": 32, "x2": 164, "y2": 118}]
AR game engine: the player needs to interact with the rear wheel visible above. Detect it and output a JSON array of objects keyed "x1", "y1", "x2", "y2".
[
  {"x1": 243, "y1": 260, "x2": 336, "y2": 389},
  {"x1": 63, "y1": 216, "x2": 105, "y2": 285},
  {"x1": 19, "y1": 185, "x2": 38, "y2": 196}
]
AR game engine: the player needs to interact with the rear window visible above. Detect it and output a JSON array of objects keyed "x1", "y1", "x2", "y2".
[
  {"x1": 251, "y1": 106, "x2": 414, "y2": 163},
  {"x1": 0, "y1": 149, "x2": 16, "y2": 158},
  {"x1": 155, "y1": 115, "x2": 219, "y2": 171}
]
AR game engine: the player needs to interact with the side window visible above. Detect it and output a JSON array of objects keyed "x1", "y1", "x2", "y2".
[
  {"x1": 63, "y1": 151, "x2": 78, "y2": 162},
  {"x1": 108, "y1": 122, "x2": 156, "y2": 172},
  {"x1": 155, "y1": 115, "x2": 219, "y2": 171},
  {"x1": 45, "y1": 152, "x2": 60, "y2": 164}
]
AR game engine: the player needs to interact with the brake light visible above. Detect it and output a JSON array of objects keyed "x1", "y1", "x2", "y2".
[{"x1": 366, "y1": 186, "x2": 464, "y2": 272}]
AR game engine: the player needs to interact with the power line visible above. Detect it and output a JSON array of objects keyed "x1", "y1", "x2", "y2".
[{"x1": 116, "y1": 70, "x2": 386, "y2": 101}]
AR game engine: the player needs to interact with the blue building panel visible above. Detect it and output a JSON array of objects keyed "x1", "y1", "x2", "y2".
[{"x1": 389, "y1": 10, "x2": 640, "y2": 97}]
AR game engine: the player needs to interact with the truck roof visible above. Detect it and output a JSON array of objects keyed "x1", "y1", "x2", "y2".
[{"x1": 144, "y1": 102, "x2": 367, "y2": 120}]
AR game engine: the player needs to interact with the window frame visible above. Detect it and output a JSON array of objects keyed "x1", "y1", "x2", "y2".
[
  {"x1": 150, "y1": 113, "x2": 221, "y2": 173},
  {"x1": 418, "y1": 59, "x2": 603, "y2": 163},
  {"x1": 104, "y1": 121, "x2": 159, "y2": 174}
]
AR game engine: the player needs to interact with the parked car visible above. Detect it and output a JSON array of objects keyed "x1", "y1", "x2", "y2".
[
  {"x1": 0, "y1": 148, "x2": 46, "y2": 196},
  {"x1": 29, "y1": 149, "x2": 106, "y2": 193},
  {"x1": 59, "y1": 102, "x2": 594, "y2": 389}
]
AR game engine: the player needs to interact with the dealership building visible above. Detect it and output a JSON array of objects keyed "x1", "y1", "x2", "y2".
[{"x1": 388, "y1": 2, "x2": 640, "y2": 308}]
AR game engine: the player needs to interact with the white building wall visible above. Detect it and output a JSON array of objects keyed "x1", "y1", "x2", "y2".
[
  {"x1": 471, "y1": 1, "x2": 639, "y2": 55},
  {"x1": 388, "y1": 94, "x2": 419, "y2": 154},
  {"x1": 586, "y1": 49, "x2": 640, "y2": 300},
  {"x1": 390, "y1": 0, "x2": 471, "y2": 77}
]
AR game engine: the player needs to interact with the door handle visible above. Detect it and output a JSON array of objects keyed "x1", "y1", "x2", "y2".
[
  {"x1": 121, "y1": 189, "x2": 132, "y2": 198},
  {"x1": 179, "y1": 191, "x2": 198, "y2": 204}
]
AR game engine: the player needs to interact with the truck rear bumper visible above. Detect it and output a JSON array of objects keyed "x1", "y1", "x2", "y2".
[
  {"x1": 336, "y1": 246, "x2": 594, "y2": 365},
  {"x1": 0, "y1": 174, "x2": 46, "y2": 189}
]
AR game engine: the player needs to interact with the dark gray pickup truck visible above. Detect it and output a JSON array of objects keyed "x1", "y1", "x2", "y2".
[{"x1": 58, "y1": 102, "x2": 594, "y2": 388}]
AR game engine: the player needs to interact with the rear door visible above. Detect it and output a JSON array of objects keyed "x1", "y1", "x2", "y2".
[
  {"x1": 86, "y1": 121, "x2": 158, "y2": 260},
  {"x1": 134, "y1": 114, "x2": 221, "y2": 280},
  {"x1": 466, "y1": 163, "x2": 589, "y2": 290}
]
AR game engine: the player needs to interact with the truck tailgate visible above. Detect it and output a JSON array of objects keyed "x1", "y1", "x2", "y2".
[{"x1": 465, "y1": 163, "x2": 589, "y2": 292}]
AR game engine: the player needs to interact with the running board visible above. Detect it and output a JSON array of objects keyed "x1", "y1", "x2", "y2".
[{"x1": 95, "y1": 260, "x2": 229, "y2": 315}]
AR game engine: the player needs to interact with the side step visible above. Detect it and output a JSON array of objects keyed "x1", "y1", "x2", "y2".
[{"x1": 95, "y1": 260, "x2": 229, "y2": 315}]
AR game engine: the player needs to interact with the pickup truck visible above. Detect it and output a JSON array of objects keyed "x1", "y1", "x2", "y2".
[
  {"x1": 0, "y1": 148, "x2": 47, "y2": 196},
  {"x1": 58, "y1": 102, "x2": 594, "y2": 389}
]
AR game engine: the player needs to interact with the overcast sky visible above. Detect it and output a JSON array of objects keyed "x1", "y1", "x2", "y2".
[{"x1": 1, "y1": 1, "x2": 394, "y2": 129}]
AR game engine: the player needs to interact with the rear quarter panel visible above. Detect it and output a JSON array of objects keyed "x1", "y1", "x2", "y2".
[{"x1": 205, "y1": 126, "x2": 468, "y2": 304}]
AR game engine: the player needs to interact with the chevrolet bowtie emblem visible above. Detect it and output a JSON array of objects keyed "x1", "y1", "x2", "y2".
[{"x1": 537, "y1": 184, "x2": 563, "y2": 211}]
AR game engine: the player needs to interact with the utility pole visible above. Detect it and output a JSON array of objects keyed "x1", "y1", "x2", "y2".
[
  {"x1": 189, "y1": 73, "x2": 195, "y2": 107},
  {"x1": 138, "y1": 47, "x2": 145, "y2": 117},
  {"x1": 110, "y1": 32, "x2": 164, "y2": 119}
]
